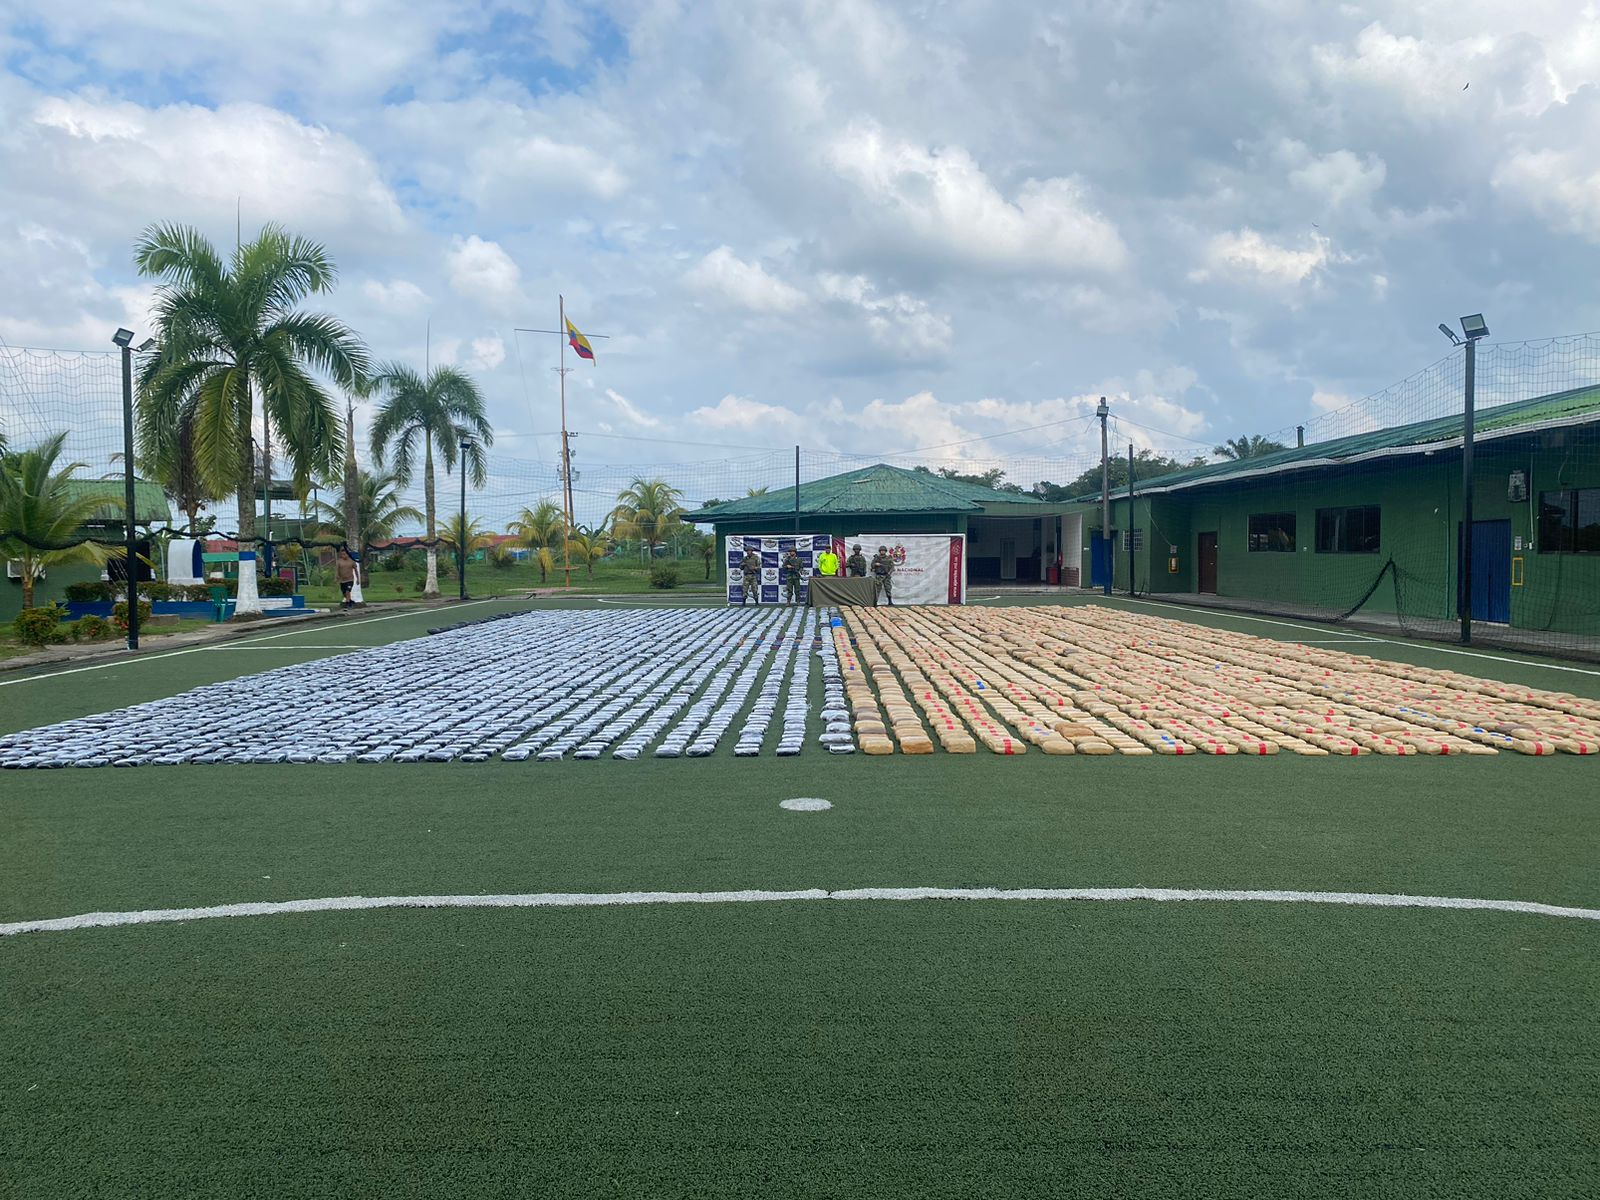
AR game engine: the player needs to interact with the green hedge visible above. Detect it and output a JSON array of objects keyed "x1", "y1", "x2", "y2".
[{"x1": 13, "y1": 605, "x2": 68, "y2": 647}]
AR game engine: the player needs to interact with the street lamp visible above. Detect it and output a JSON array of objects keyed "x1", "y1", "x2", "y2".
[
  {"x1": 1440, "y1": 313, "x2": 1490, "y2": 644},
  {"x1": 111, "y1": 329, "x2": 140, "y2": 650},
  {"x1": 458, "y1": 436, "x2": 474, "y2": 602}
]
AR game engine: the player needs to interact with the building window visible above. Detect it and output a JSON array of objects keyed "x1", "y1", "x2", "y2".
[
  {"x1": 1538, "y1": 489, "x2": 1600, "y2": 553},
  {"x1": 1315, "y1": 505, "x2": 1381, "y2": 554},
  {"x1": 1248, "y1": 512, "x2": 1296, "y2": 552}
]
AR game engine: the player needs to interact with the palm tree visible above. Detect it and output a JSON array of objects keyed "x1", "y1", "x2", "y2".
[
  {"x1": 745, "y1": 485, "x2": 769, "y2": 496},
  {"x1": 367, "y1": 364, "x2": 492, "y2": 598},
  {"x1": 565, "y1": 524, "x2": 611, "y2": 580},
  {"x1": 135, "y1": 223, "x2": 366, "y2": 615},
  {"x1": 609, "y1": 476, "x2": 684, "y2": 560},
  {"x1": 436, "y1": 513, "x2": 495, "y2": 573},
  {"x1": 508, "y1": 499, "x2": 568, "y2": 584},
  {"x1": 312, "y1": 468, "x2": 422, "y2": 581},
  {"x1": 0, "y1": 433, "x2": 115, "y2": 609},
  {"x1": 1214, "y1": 434, "x2": 1289, "y2": 461}
]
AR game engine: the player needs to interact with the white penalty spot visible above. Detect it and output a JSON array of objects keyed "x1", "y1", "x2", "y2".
[{"x1": 780, "y1": 797, "x2": 832, "y2": 812}]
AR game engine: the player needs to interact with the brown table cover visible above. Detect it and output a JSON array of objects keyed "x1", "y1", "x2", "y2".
[{"x1": 809, "y1": 575, "x2": 880, "y2": 607}]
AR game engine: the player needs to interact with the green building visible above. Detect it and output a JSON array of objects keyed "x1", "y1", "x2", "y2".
[
  {"x1": 685, "y1": 463, "x2": 1061, "y2": 586},
  {"x1": 1, "y1": 479, "x2": 171, "y2": 623},
  {"x1": 1062, "y1": 385, "x2": 1600, "y2": 639}
]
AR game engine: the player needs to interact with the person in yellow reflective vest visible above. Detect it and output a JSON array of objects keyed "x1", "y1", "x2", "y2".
[{"x1": 816, "y1": 547, "x2": 840, "y2": 576}]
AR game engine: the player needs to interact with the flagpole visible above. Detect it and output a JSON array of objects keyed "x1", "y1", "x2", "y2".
[{"x1": 559, "y1": 294, "x2": 573, "y2": 589}]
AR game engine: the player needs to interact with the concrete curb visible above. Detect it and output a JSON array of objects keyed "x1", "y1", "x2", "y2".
[{"x1": 0, "y1": 600, "x2": 475, "y2": 675}]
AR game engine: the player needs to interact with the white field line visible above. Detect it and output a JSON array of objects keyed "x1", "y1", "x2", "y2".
[
  {"x1": 199, "y1": 644, "x2": 371, "y2": 651},
  {"x1": 1106, "y1": 596, "x2": 1600, "y2": 678},
  {"x1": 4, "y1": 886, "x2": 1598, "y2": 938},
  {"x1": 0, "y1": 600, "x2": 506, "y2": 687}
]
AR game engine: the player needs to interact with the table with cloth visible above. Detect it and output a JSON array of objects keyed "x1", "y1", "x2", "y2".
[{"x1": 808, "y1": 575, "x2": 880, "y2": 607}]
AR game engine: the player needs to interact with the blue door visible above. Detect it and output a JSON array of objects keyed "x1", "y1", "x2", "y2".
[
  {"x1": 1470, "y1": 519, "x2": 1511, "y2": 624},
  {"x1": 1090, "y1": 533, "x2": 1114, "y2": 589}
]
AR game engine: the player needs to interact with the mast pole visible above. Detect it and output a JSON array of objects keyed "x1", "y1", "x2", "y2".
[{"x1": 559, "y1": 295, "x2": 574, "y2": 588}]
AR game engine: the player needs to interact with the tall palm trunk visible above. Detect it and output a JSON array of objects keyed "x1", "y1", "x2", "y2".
[
  {"x1": 234, "y1": 375, "x2": 264, "y2": 617},
  {"x1": 422, "y1": 434, "x2": 439, "y2": 598},
  {"x1": 342, "y1": 405, "x2": 364, "y2": 603},
  {"x1": 22, "y1": 563, "x2": 36, "y2": 609}
]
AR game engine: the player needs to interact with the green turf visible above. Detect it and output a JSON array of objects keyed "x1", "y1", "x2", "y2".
[
  {"x1": 2, "y1": 596, "x2": 1598, "y2": 1198},
  {"x1": 3, "y1": 903, "x2": 1596, "y2": 1199}
]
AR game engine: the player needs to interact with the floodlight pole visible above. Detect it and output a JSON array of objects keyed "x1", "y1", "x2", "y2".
[
  {"x1": 117, "y1": 336, "x2": 140, "y2": 650},
  {"x1": 793, "y1": 445, "x2": 800, "y2": 535},
  {"x1": 1097, "y1": 397, "x2": 1111, "y2": 595},
  {"x1": 1459, "y1": 336, "x2": 1476, "y2": 645},
  {"x1": 459, "y1": 437, "x2": 471, "y2": 602},
  {"x1": 1127, "y1": 442, "x2": 1136, "y2": 598}
]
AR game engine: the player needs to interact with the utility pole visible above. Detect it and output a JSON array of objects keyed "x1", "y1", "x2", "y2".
[
  {"x1": 793, "y1": 445, "x2": 801, "y2": 535},
  {"x1": 1440, "y1": 314, "x2": 1489, "y2": 645},
  {"x1": 514, "y1": 300, "x2": 612, "y2": 589},
  {"x1": 113, "y1": 329, "x2": 140, "y2": 649},
  {"x1": 1097, "y1": 396, "x2": 1111, "y2": 595},
  {"x1": 458, "y1": 436, "x2": 472, "y2": 602},
  {"x1": 1459, "y1": 335, "x2": 1477, "y2": 644},
  {"x1": 1127, "y1": 442, "x2": 1136, "y2": 598}
]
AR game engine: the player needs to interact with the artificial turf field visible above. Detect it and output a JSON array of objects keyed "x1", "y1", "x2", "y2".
[{"x1": 2, "y1": 595, "x2": 1597, "y2": 1199}]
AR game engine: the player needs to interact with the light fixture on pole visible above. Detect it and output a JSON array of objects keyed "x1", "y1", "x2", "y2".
[
  {"x1": 112, "y1": 329, "x2": 141, "y2": 651},
  {"x1": 1096, "y1": 396, "x2": 1111, "y2": 595},
  {"x1": 1441, "y1": 312, "x2": 1490, "y2": 645},
  {"x1": 458, "y1": 436, "x2": 473, "y2": 602}
]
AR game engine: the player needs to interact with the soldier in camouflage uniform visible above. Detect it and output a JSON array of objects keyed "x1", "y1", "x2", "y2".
[
  {"x1": 781, "y1": 548, "x2": 804, "y2": 605},
  {"x1": 845, "y1": 544, "x2": 868, "y2": 577},
  {"x1": 739, "y1": 548, "x2": 763, "y2": 605},
  {"x1": 870, "y1": 545, "x2": 895, "y2": 605}
]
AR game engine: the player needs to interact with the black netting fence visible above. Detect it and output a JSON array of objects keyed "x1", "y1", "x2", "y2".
[{"x1": 4, "y1": 332, "x2": 1598, "y2": 661}]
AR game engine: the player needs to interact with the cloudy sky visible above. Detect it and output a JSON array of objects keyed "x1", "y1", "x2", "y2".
[{"x1": 3, "y1": 0, "x2": 1600, "y2": 510}]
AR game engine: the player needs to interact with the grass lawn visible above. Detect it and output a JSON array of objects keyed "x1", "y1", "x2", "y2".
[
  {"x1": 2, "y1": 596, "x2": 1597, "y2": 1199},
  {"x1": 298, "y1": 558, "x2": 722, "y2": 607},
  {"x1": 0, "y1": 616, "x2": 214, "y2": 662}
]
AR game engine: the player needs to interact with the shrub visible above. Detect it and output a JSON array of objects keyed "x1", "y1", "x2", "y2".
[
  {"x1": 259, "y1": 576, "x2": 296, "y2": 597},
  {"x1": 381, "y1": 552, "x2": 406, "y2": 572},
  {"x1": 489, "y1": 545, "x2": 517, "y2": 571},
  {"x1": 111, "y1": 599, "x2": 153, "y2": 631},
  {"x1": 13, "y1": 605, "x2": 68, "y2": 647},
  {"x1": 649, "y1": 562, "x2": 680, "y2": 589},
  {"x1": 64, "y1": 581, "x2": 113, "y2": 602},
  {"x1": 72, "y1": 615, "x2": 115, "y2": 641},
  {"x1": 143, "y1": 581, "x2": 179, "y2": 602}
]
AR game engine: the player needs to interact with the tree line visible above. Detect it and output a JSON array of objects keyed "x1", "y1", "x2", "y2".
[{"x1": 0, "y1": 221, "x2": 705, "y2": 613}]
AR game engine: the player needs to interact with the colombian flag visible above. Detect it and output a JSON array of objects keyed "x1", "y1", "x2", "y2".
[{"x1": 566, "y1": 317, "x2": 595, "y2": 361}]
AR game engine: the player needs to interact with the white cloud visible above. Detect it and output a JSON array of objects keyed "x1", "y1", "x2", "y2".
[
  {"x1": 1312, "y1": 389, "x2": 1352, "y2": 412},
  {"x1": 465, "y1": 336, "x2": 505, "y2": 372},
  {"x1": 824, "y1": 122, "x2": 1127, "y2": 275},
  {"x1": 686, "y1": 247, "x2": 806, "y2": 313},
  {"x1": 1494, "y1": 143, "x2": 1600, "y2": 243},
  {"x1": 817, "y1": 273, "x2": 952, "y2": 360},
  {"x1": 1190, "y1": 229, "x2": 1335, "y2": 288},
  {"x1": 688, "y1": 393, "x2": 803, "y2": 433},
  {"x1": 446, "y1": 236, "x2": 521, "y2": 310},
  {"x1": 361, "y1": 279, "x2": 429, "y2": 311},
  {"x1": 606, "y1": 387, "x2": 660, "y2": 429},
  {"x1": 1285, "y1": 146, "x2": 1387, "y2": 208},
  {"x1": 473, "y1": 135, "x2": 628, "y2": 202},
  {"x1": 18, "y1": 94, "x2": 406, "y2": 245}
]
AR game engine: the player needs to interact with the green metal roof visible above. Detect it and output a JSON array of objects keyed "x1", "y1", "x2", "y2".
[
  {"x1": 1074, "y1": 384, "x2": 1600, "y2": 500},
  {"x1": 60, "y1": 479, "x2": 173, "y2": 524},
  {"x1": 685, "y1": 462, "x2": 1046, "y2": 522}
]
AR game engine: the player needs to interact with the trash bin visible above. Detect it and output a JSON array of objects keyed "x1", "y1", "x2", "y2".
[{"x1": 1047, "y1": 565, "x2": 1060, "y2": 585}]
